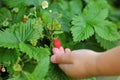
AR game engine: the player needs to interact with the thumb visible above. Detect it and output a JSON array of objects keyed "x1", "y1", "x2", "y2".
[{"x1": 51, "y1": 53, "x2": 73, "y2": 64}]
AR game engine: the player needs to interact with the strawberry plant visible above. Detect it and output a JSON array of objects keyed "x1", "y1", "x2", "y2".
[{"x1": 0, "y1": 0, "x2": 120, "y2": 80}]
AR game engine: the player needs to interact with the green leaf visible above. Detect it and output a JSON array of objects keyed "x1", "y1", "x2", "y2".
[
  {"x1": 23, "y1": 57, "x2": 49, "y2": 80},
  {"x1": 94, "y1": 21, "x2": 120, "y2": 41},
  {"x1": 0, "y1": 29, "x2": 19, "y2": 48},
  {"x1": 71, "y1": 1, "x2": 110, "y2": 42},
  {"x1": 71, "y1": 25, "x2": 94, "y2": 42},
  {"x1": 0, "y1": 8, "x2": 12, "y2": 21},
  {"x1": 71, "y1": 15, "x2": 94, "y2": 42},
  {"x1": 3, "y1": 0, "x2": 27, "y2": 8},
  {"x1": 58, "y1": 14, "x2": 71, "y2": 32},
  {"x1": 23, "y1": 71, "x2": 34, "y2": 80},
  {"x1": 0, "y1": 48, "x2": 18, "y2": 65},
  {"x1": 73, "y1": 37, "x2": 104, "y2": 52},
  {"x1": 25, "y1": 0, "x2": 43, "y2": 8},
  {"x1": 41, "y1": 11, "x2": 52, "y2": 25},
  {"x1": 0, "y1": 8, "x2": 12, "y2": 27},
  {"x1": 49, "y1": 3, "x2": 71, "y2": 32},
  {"x1": 72, "y1": 15, "x2": 86, "y2": 27},
  {"x1": 12, "y1": 8, "x2": 26, "y2": 23},
  {"x1": 58, "y1": 0, "x2": 69, "y2": 11},
  {"x1": 11, "y1": 19, "x2": 43, "y2": 42},
  {"x1": 83, "y1": 0, "x2": 108, "y2": 21},
  {"x1": 84, "y1": 0, "x2": 106, "y2": 4},
  {"x1": 45, "y1": 63, "x2": 74, "y2": 80},
  {"x1": 32, "y1": 57, "x2": 49, "y2": 80},
  {"x1": 0, "y1": 19, "x2": 42, "y2": 49},
  {"x1": 11, "y1": 19, "x2": 33, "y2": 42},
  {"x1": 71, "y1": 0, "x2": 119, "y2": 42},
  {"x1": 69, "y1": 0, "x2": 82, "y2": 15},
  {"x1": 19, "y1": 42, "x2": 50, "y2": 61},
  {"x1": 19, "y1": 42, "x2": 50, "y2": 80},
  {"x1": 96, "y1": 35, "x2": 118, "y2": 50},
  {"x1": 3, "y1": 0, "x2": 42, "y2": 8}
]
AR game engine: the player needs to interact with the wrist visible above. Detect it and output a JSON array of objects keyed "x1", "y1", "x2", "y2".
[{"x1": 96, "y1": 47, "x2": 120, "y2": 76}]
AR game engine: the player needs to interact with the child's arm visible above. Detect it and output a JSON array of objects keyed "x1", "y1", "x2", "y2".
[{"x1": 97, "y1": 46, "x2": 120, "y2": 76}]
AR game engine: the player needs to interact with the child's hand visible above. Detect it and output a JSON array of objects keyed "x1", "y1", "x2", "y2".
[{"x1": 51, "y1": 48, "x2": 100, "y2": 78}]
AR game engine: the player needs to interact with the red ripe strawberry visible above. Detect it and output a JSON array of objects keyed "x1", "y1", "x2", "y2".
[
  {"x1": 53, "y1": 39, "x2": 61, "y2": 48},
  {"x1": 23, "y1": 18, "x2": 27, "y2": 23}
]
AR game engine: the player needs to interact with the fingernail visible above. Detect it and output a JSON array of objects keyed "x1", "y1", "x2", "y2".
[
  {"x1": 59, "y1": 47, "x2": 64, "y2": 54},
  {"x1": 51, "y1": 55, "x2": 56, "y2": 63}
]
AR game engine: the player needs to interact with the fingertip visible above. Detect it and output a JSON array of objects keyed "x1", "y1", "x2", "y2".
[
  {"x1": 65, "y1": 48, "x2": 71, "y2": 53},
  {"x1": 59, "y1": 47, "x2": 64, "y2": 53},
  {"x1": 50, "y1": 55, "x2": 56, "y2": 63},
  {"x1": 52, "y1": 48, "x2": 60, "y2": 54}
]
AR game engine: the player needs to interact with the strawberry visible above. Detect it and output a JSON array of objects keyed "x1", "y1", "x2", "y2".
[
  {"x1": 23, "y1": 18, "x2": 27, "y2": 23},
  {"x1": 53, "y1": 39, "x2": 61, "y2": 48}
]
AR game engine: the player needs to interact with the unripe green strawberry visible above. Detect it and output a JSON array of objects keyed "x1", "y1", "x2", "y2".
[{"x1": 53, "y1": 39, "x2": 61, "y2": 48}]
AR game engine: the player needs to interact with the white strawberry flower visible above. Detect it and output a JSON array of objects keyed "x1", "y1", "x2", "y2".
[{"x1": 41, "y1": 1, "x2": 49, "y2": 9}]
